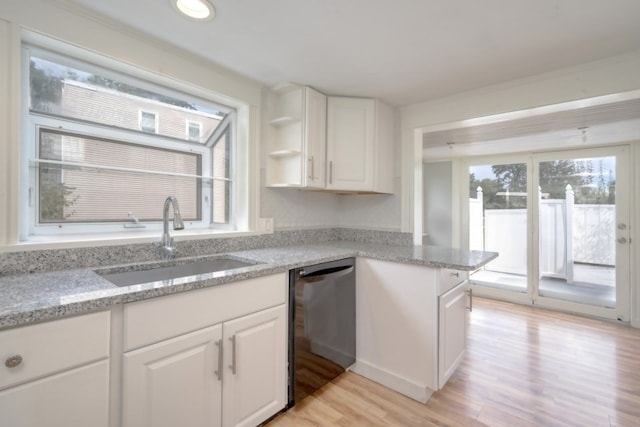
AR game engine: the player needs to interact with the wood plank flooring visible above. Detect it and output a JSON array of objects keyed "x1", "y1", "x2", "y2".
[{"x1": 266, "y1": 297, "x2": 640, "y2": 427}]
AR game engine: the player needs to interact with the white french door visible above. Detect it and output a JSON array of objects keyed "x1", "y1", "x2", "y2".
[{"x1": 465, "y1": 146, "x2": 630, "y2": 321}]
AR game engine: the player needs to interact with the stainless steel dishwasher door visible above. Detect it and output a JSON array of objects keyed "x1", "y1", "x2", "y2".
[{"x1": 288, "y1": 258, "x2": 356, "y2": 407}]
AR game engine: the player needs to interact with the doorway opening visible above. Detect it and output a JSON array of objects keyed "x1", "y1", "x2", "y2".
[{"x1": 466, "y1": 147, "x2": 629, "y2": 320}]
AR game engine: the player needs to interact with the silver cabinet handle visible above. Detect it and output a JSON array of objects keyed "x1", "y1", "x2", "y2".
[
  {"x1": 329, "y1": 161, "x2": 333, "y2": 184},
  {"x1": 5, "y1": 355, "x2": 23, "y2": 368},
  {"x1": 311, "y1": 156, "x2": 315, "y2": 180},
  {"x1": 618, "y1": 237, "x2": 627, "y2": 244},
  {"x1": 467, "y1": 289, "x2": 473, "y2": 312},
  {"x1": 451, "y1": 271, "x2": 460, "y2": 277},
  {"x1": 228, "y1": 335, "x2": 237, "y2": 375},
  {"x1": 214, "y1": 339, "x2": 223, "y2": 381}
]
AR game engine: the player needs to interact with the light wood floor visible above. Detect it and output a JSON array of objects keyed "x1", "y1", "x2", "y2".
[{"x1": 266, "y1": 297, "x2": 640, "y2": 427}]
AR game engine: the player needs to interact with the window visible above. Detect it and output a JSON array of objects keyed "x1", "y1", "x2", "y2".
[
  {"x1": 139, "y1": 111, "x2": 158, "y2": 133},
  {"x1": 187, "y1": 120, "x2": 202, "y2": 142},
  {"x1": 23, "y1": 45, "x2": 236, "y2": 238}
]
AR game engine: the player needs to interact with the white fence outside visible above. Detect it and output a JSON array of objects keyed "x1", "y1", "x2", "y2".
[
  {"x1": 470, "y1": 186, "x2": 615, "y2": 283},
  {"x1": 573, "y1": 205, "x2": 616, "y2": 266}
]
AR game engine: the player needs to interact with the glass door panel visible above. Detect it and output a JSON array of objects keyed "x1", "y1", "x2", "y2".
[
  {"x1": 469, "y1": 162, "x2": 528, "y2": 293},
  {"x1": 536, "y1": 155, "x2": 618, "y2": 308},
  {"x1": 465, "y1": 147, "x2": 629, "y2": 321}
]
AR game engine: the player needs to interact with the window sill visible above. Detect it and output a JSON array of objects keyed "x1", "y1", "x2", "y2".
[{"x1": 6, "y1": 228, "x2": 266, "y2": 252}]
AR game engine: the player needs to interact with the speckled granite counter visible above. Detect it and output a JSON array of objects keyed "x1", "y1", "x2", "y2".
[{"x1": 0, "y1": 242, "x2": 497, "y2": 329}]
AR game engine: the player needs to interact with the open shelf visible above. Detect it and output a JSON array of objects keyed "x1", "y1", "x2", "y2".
[
  {"x1": 268, "y1": 149, "x2": 302, "y2": 158},
  {"x1": 268, "y1": 116, "x2": 299, "y2": 127},
  {"x1": 266, "y1": 183, "x2": 303, "y2": 188}
]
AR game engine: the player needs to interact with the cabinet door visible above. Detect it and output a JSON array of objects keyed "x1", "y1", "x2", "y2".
[
  {"x1": 123, "y1": 324, "x2": 223, "y2": 427},
  {"x1": 303, "y1": 87, "x2": 327, "y2": 188},
  {"x1": 438, "y1": 282, "x2": 467, "y2": 389},
  {"x1": 0, "y1": 360, "x2": 109, "y2": 427},
  {"x1": 222, "y1": 305, "x2": 287, "y2": 427},
  {"x1": 326, "y1": 97, "x2": 375, "y2": 191}
]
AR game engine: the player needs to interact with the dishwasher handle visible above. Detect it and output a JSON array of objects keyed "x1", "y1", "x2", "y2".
[{"x1": 298, "y1": 265, "x2": 354, "y2": 283}]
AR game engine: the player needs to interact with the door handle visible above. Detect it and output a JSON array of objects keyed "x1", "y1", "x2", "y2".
[
  {"x1": 308, "y1": 156, "x2": 314, "y2": 180},
  {"x1": 228, "y1": 335, "x2": 237, "y2": 375},
  {"x1": 298, "y1": 265, "x2": 354, "y2": 283},
  {"x1": 329, "y1": 161, "x2": 333, "y2": 184},
  {"x1": 311, "y1": 156, "x2": 315, "y2": 180},
  {"x1": 214, "y1": 339, "x2": 223, "y2": 381}
]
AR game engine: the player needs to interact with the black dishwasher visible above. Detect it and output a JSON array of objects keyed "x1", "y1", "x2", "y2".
[{"x1": 288, "y1": 258, "x2": 356, "y2": 407}]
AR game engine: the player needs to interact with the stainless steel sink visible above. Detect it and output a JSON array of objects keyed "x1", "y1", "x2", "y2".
[{"x1": 97, "y1": 257, "x2": 259, "y2": 287}]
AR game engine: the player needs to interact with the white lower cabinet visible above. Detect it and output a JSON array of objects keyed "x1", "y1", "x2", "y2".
[
  {"x1": 122, "y1": 273, "x2": 288, "y2": 427},
  {"x1": 438, "y1": 282, "x2": 467, "y2": 389},
  {"x1": 354, "y1": 258, "x2": 467, "y2": 403},
  {"x1": 222, "y1": 306, "x2": 287, "y2": 427},
  {"x1": 0, "y1": 311, "x2": 111, "y2": 427},
  {"x1": 123, "y1": 325, "x2": 223, "y2": 427},
  {"x1": 0, "y1": 360, "x2": 110, "y2": 427}
]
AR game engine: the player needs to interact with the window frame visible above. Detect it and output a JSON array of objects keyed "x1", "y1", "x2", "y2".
[
  {"x1": 139, "y1": 110, "x2": 159, "y2": 134},
  {"x1": 20, "y1": 44, "x2": 239, "y2": 240},
  {"x1": 187, "y1": 120, "x2": 202, "y2": 142}
]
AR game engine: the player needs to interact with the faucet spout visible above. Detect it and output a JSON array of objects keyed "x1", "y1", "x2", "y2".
[{"x1": 160, "y1": 196, "x2": 184, "y2": 258}]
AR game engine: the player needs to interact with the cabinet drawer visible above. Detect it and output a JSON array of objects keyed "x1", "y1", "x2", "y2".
[
  {"x1": 0, "y1": 311, "x2": 110, "y2": 391},
  {"x1": 438, "y1": 268, "x2": 468, "y2": 295},
  {"x1": 124, "y1": 273, "x2": 287, "y2": 351}
]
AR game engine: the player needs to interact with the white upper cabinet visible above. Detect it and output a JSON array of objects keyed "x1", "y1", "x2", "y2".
[
  {"x1": 303, "y1": 87, "x2": 327, "y2": 188},
  {"x1": 326, "y1": 97, "x2": 393, "y2": 193},
  {"x1": 266, "y1": 85, "x2": 394, "y2": 193},
  {"x1": 266, "y1": 86, "x2": 326, "y2": 188}
]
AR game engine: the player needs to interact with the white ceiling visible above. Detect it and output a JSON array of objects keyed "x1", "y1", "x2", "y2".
[{"x1": 67, "y1": 0, "x2": 640, "y2": 107}]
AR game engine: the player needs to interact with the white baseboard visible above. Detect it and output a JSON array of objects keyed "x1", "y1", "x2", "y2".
[{"x1": 351, "y1": 360, "x2": 433, "y2": 404}]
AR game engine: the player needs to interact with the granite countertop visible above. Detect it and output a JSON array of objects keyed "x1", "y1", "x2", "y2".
[{"x1": 0, "y1": 241, "x2": 497, "y2": 329}]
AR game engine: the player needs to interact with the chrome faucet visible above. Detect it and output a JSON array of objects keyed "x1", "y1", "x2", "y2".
[{"x1": 160, "y1": 196, "x2": 185, "y2": 258}]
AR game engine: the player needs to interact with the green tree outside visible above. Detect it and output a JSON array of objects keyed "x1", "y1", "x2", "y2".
[{"x1": 470, "y1": 159, "x2": 615, "y2": 210}]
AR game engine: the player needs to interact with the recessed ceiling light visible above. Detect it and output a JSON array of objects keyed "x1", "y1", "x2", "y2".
[{"x1": 172, "y1": 0, "x2": 215, "y2": 21}]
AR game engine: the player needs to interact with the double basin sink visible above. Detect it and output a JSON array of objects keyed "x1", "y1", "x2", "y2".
[{"x1": 97, "y1": 255, "x2": 261, "y2": 287}]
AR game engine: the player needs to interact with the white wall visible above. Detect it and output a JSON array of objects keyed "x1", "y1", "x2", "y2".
[
  {"x1": 260, "y1": 171, "x2": 403, "y2": 232},
  {"x1": 401, "y1": 50, "x2": 640, "y2": 131},
  {"x1": 337, "y1": 177, "x2": 402, "y2": 231},
  {"x1": 634, "y1": 145, "x2": 640, "y2": 328},
  {"x1": 259, "y1": 179, "x2": 340, "y2": 229},
  {"x1": 400, "y1": 50, "x2": 640, "y2": 327},
  {"x1": 423, "y1": 161, "x2": 452, "y2": 246},
  {"x1": 0, "y1": 2, "x2": 263, "y2": 106},
  {"x1": 0, "y1": 0, "x2": 404, "y2": 247},
  {"x1": 0, "y1": 0, "x2": 264, "y2": 248},
  {"x1": 399, "y1": 49, "x2": 640, "y2": 235}
]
